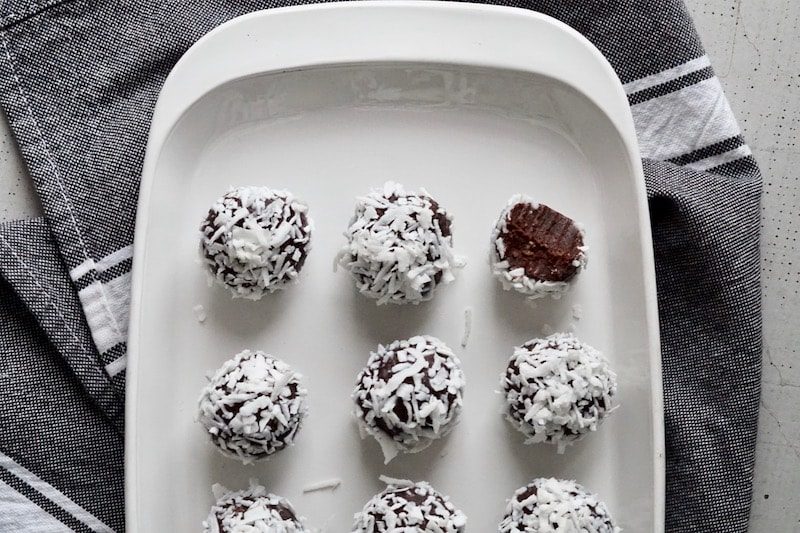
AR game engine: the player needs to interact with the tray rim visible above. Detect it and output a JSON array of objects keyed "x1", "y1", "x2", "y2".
[{"x1": 127, "y1": 2, "x2": 664, "y2": 530}]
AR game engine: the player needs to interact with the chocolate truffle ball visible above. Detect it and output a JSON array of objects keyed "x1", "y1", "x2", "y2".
[
  {"x1": 204, "y1": 481, "x2": 309, "y2": 533},
  {"x1": 198, "y1": 350, "x2": 307, "y2": 463},
  {"x1": 337, "y1": 182, "x2": 464, "y2": 304},
  {"x1": 491, "y1": 194, "x2": 587, "y2": 299},
  {"x1": 353, "y1": 477, "x2": 467, "y2": 532},
  {"x1": 499, "y1": 478, "x2": 619, "y2": 533},
  {"x1": 501, "y1": 333, "x2": 616, "y2": 453},
  {"x1": 353, "y1": 335, "x2": 465, "y2": 463},
  {"x1": 200, "y1": 186, "x2": 312, "y2": 299}
]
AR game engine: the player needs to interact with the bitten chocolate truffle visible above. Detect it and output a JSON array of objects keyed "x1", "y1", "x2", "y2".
[
  {"x1": 352, "y1": 477, "x2": 467, "y2": 532},
  {"x1": 198, "y1": 350, "x2": 307, "y2": 463},
  {"x1": 353, "y1": 335, "x2": 465, "y2": 463},
  {"x1": 204, "y1": 481, "x2": 309, "y2": 533},
  {"x1": 501, "y1": 333, "x2": 617, "y2": 453},
  {"x1": 499, "y1": 478, "x2": 619, "y2": 533},
  {"x1": 491, "y1": 194, "x2": 586, "y2": 299},
  {"x1": 200, "y1": 186, "x2": 312, "y2": 299},
  {"x1": 336, "y1": 182, "x2": 464, "y2": 304}
]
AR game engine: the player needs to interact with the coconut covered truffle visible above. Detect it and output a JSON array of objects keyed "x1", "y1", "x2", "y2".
[
  {"x1": 204, "y1": 480, "x2": 309, "y2": 533},
  {"x1": 198, "y1": 350, "x2": 307, "y2": 463},
  {"x1": 353, "y1": 335, "x2": 465, "y2": 463},
  {"x1": 200, "y1": 186, "x2": 312, "y2": 299},
  {"x1": 336, "y1": 182, "x2": 464, "y2": 304},
  {"x1": 491, "y1": 194, "x2": 586, "y2": 299},
  {"x1": 499, "y1": 478, "x2": 619, "y2": 533},
  {"x1": 353, "y1": 476, "x2": 467, "y2": 532},
  {"x1": 501, "y1": 333, "x2": 616, "y2": 453}
]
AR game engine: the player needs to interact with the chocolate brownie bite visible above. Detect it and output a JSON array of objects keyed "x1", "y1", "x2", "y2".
[
  {"x1": 204, "y1": 481, "x2": 309, "y2": 533},
  {"x1": 501, "y1": 333, "x2": 617, "y2": 453},
  {"x1": 336, "y1": 182, "x2": 464, "y2": 304},
  {"x1": 198, "y1": 350, "x2": 307, "y2": 463},
  {"x1": 352, "y1": 477, "x2": 467, "y2": 532},
  {"x1": 353, "y1": 335, "x2": 465, "y2": 463},
  {"x1": 491, "y1": 194, "x2": 587, "y2": 299},
  {"x1": 200, "y1": 186, "x2": 312, "y2": 299},
  {"x1": 499, "y1": 478, "x2": 619, "y2": 533}
]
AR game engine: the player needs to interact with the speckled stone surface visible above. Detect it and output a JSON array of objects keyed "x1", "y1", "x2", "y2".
[
  {"x1": 0, "y1": 109, "x2": 39, "y2": 221},
  {"x1": 0, "y1": 3, "x2": 796, "y2": 529},
  {"x1": 685, "y1": 1, "x2": 800, "y2": 529}
]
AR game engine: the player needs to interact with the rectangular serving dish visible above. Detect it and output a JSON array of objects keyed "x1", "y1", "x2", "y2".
[{"x1": 127, "y1": 2, "x2": 664, "y2": 531}]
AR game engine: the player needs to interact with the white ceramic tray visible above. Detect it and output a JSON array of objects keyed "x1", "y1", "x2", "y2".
[{"x1": 127, "y1": 2, "x2": 664, "y2": 531}]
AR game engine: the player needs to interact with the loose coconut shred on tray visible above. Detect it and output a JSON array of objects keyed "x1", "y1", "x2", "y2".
[
  {"x1": 352, "y1": 476, "x2": 467, "y2": 532},
  {"x1": 353, "y1": 335, "x2": 465, "y2": 464},
  {"x1": 501, "y1": 332, "x2": 617, "y2": 453},
  {"x1": 192, "y1": 304, "x2": 207, "y2": 323},
  {"x1": 336, "y1": 182, "x2": 465, "y2": 305},
  {"x1": 461, "y1": 306, "x2": 473, "y2": 348},
  {"x1": 302, "y1": 478, "x2": 342, "y2": 493},
  {"x1": 197, "y1": 350, "x2": 307, "y2": 464}
]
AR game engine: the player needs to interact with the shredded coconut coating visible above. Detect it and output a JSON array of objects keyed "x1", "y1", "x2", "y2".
[
  {"x1": 490, "y1": 194, "x2": 587, "y2": 300},
  {"x1": 198, "y1": 350, "x2": 307, "y2": 463},
  {"x1": 501, "y1": 333, "x2": 617, "y2": 453},
  {"x1": 499, "y1": 478, "x2": 620, "y2": 533},
  {"x1": 337, "y1": 182, "x2": 464, "y2": 305},
  {"x1": 200, "y1": 186, "x2": 313, "y2": 300},
  {"x1": 353, "y1": 335, "x2": 465, "y2": 463},
  {"x1": 352, "y1": 477, "x2": 467, "y2": 532},
  {"x1": 204, "y1": 480, "x2": 309, "y2": 533}
]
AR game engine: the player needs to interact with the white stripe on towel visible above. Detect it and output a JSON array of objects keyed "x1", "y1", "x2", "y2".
[
  {"x1": 0, "y1": 478, "x2": 68, "y2": 533},
  {"x1": 69, "y1": 244, "x2": 133, "y2": 280},
  {"x1": 104, "y1": 354, "x2": 127, "y2": 378},
  {"x1": 631, "y1": 76, "x2": 741, "y2": 162},
  {"x1": 0, "y1": 451, "x2": 114, "y2": 532},
  {"x1": 624, "y1": 55, "x2": 711, "y2": 95},
  {"x1": 686, "y1": 144, "x2": 753, "y2": 172}
]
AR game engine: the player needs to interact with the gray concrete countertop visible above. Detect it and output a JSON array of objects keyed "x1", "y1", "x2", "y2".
[
  {"x1": 0, "y1": 2, "x2": 796, "y2": 530},
  {"x1": 0, "y1": 109, "x2": 39, "y2": 221},
  {"x1": 686, "y1": 0, "x2": 800, "y2": 529}
]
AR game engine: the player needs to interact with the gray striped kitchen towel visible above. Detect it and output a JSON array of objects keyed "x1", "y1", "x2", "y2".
[{"x1": 0, "y1": 1, "x2": 761, "y2": 531}]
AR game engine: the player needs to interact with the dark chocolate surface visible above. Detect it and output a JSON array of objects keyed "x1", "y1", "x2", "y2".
[{"x1": 498, "y1": 202, "x2": 583, "y2": 282}]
